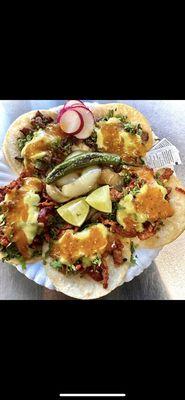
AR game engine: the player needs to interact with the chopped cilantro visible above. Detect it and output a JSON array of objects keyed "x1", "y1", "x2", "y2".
[
  {"x1": 131, "y1": 186, "x2": 140, "y2": 196},
  {"x1": 66, "y1": 264, "x2": 77, "y2": 273},
  {"x1": 51, "y1": 260, "x2": 62, "y2": 269},
  {"x1": 0, "y1": 214, "x2": 5, "y2": 226},
  {"x1": 17, "y1": 132, "x2": 34, "y2": 151},
  {"x1": 124, "y1": 122, "x2": 143, "y2": 136},
  {"x1": 99, "y1": 109, "x2": 128, "y2": 124},
  {"x1": 92, "y1": 256, "x2": 101, "y2": 267},
  {"x1": 114, "y1": 114, "x2": 128, "y2": 123},
  {"x1": 99, "y1": 109, "x2": 114, "y2": 122},
  {"x1": 122, "y1": 172, "x2": 131, "y2": 186},
  {"x1": 51, "y1": 138, "x2": 62, "y2": 149},
  {"x1": 1, "y1": 243, "x2": 26, "y2": 269},
  {"x1": 107, "y1": 109, "x2": 114, "y2": 119},
  {"x1": 109, "y1": 202, "x2": 118, "y2": 221},
  {"x1": 19, "y1": 258, "x2": 26, "y2": 270}
]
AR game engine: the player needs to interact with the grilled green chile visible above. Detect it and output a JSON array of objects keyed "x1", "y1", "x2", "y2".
[{"x1": 46, "y1": 152, "x2": 123, "y2": 184}]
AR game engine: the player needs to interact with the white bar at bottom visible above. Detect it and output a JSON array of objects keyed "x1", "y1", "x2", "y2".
[{"x1": 59, "y1": 395, "x2": 126, "y2": 397}]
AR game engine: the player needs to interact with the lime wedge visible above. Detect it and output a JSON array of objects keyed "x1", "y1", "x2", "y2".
[
  {"x1": 86, "y1": 185, "x2": 112, "y2": 213},
  {"x1": 57, "y1": 197, "x2": 89, "y2": 227}
]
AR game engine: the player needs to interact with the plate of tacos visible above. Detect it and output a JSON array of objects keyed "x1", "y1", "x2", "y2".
[{"x1": 1, "y1": 100, "x2": 185, "y2": 299}]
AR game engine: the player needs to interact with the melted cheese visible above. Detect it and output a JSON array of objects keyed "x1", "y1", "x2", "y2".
[
  {"x1": 3, "y1": 178, "x2": 42, "y2": 259},
  {"x1": 21, "y1": 124, "x2": 67, "y2": 172},
  {"x1": 117, "y1": 182, "x2": 173, "y2": 231},
  {"x1": 135, "y1": 186, "x2": 173, "y2": 221},
  {"x1": 50, "y1": 223, "x2": 108, "y2": 265},
  {"x1": 117, "y1": 193, "x2": 147, "y2": 231},
  {"x1": 96, "y1": 122, "x2": 147, "y2": 159},
  {"x1": 21, "y1": 129, "x2": 59, "y2": 160}
]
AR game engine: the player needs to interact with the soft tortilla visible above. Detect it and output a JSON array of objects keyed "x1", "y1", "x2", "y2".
[
  {"x1": 3, "y1": 109, "x2": 57, "y2": 174},
  {"x1": 90, "y1": 102, "x2": 154, "y2": 152},
  {"x1": 43, "y1": 238, "x2": 131, "y2": 300},
  {"x1": 137, "y1": 175, "x2": 185, "y2": 248}
]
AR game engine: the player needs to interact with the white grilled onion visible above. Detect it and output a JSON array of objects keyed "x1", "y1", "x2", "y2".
[
  {"x1": 46, "y1": 184, "x2": 70, "y2": 203},
  {"x1": 56, "y1": 172, "x2": 79, "y2": 187},
  {"x1": 46, "y1": 166, "x2": 102, "y2": 203},
  {"x1": 61, "y1": 166, "x2": 101, "y2": 198}
]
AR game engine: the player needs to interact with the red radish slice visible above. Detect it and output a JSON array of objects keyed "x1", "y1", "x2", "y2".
[
  {"x1": 57, "y1": 101, "x2": 88, "y2": 123},
  {"x1": 59, "y1": 109, "x2": 84, "y2": 135},
  {"x1": 71, "y1": 106, "x2": 94, "y2": 139},
  {"x1": 64, "y1": 100, "x2": 85, "y2": 108}
]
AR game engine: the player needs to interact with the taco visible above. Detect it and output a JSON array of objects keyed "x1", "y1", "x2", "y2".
[
  {"x1": 90, "y1": 102, "x2": 154, "y2": 163},
  {"x1": 116, "y1": 166, "x2": 185, "y2": 248},
  {"x1": 0, "y1": 175, "x2": 59, "y2": 267},
  {"x1": 43, "y1": 224, "x2": 131, "y2": 300},
  {"x1": 3, "y1": 102, "x2": 154, "y2": 179}
]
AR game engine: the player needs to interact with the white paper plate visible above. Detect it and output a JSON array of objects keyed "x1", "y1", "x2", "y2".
[{"x1": 0, "y1": 103, "x2": 161, "y2": 295}]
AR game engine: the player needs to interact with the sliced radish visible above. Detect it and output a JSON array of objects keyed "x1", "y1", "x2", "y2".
[
  {"x1": 59, "y1": 109, "x2": 84, "y2": 135},
  {"x1": 64, "y1": 100, "x2": 86, "y2": 108},
  {"x1": 57, "y1": 101, "x2": 86, "y2": 123},
  {"x1": 71, "y1": 106, "x2": 94, "y2": 139}
]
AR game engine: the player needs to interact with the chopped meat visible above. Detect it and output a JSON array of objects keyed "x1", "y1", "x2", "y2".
[
  {"x1": 20, "y1": 127, "x2": 33, "y2": 136},
  {"x1": 90, "y1": 212, "x2": 105, "y2": 222},
  {"x1": 159, "y1": 168, "x2": 174, "y2": 181},
  {"x1": 110, "y1": 188, "x2": 123, "y2": 201},
  {"x1": 165, "y1": 187, "x2": 172, "y2": 200},
  {"x1": 129, "y1": 179, "x2": 137, "y2": 189},
  {"x1": 105, "y1": 235, "x2": 124, "y2": 265},
  {"x1": 38, "y1": 207, "x2": 54, "y2": 223},
  {"x1": 31, "y1": 111, "x2": 54, "y2": 130},
  {"x1": 62, "y1": 224, "x2": 75, "y2": 230},
  {"x1": 87, "y1": 267, "x2": 103, "y2": 282},
  {"x1": 30, "y1": 235, "x2": 43, "y2": 249},
  {"x1": 141, "y1": 131, "x2": 149, "y2": 142},
  {"x1": 0, "y1": 188, "x2": 6, "y2": 202},
  {"x1": 39, "y1": 189, "x2": 58, "y2": 208},
  {"x1": 98, "y1": 217, "x2": 137, "y2": 238},
  {"x1": 44, "y1": 233, "x2": 51, "y2": 242},
  {"x1": 137, "y1": 221, "x2": 157, "y2": 240},
  {"x1": 51, "y1": 155, "x2": 64, "y2": 164},
  {"x1": 113, "y1": 246, "x2": 123, "y2": 265},
  {"x1": 0, "y1": 235, "x2": 10, "y2": 247},
  {"x1": 0, "y1": 176, "x2": 24, "y2": 202},
  {"x1": 98, "y1": 218, "x2": 116, "y2": 227},
  {"x1": 75, "y1": 264, "x2": 83, "y2": 271},
  {"x1": 39, "y1": 200, "x2": 57, "y2": 208},
  {"x1": 111, "y1": 222, "x2": 136, "y2": 237},
  {"x1": 101, "y1": 259, "x2": 109, "y2": 289},
  {"x1": 84, "y1": 136, "x2": 98, "y2": 151},
  {"x1": 175, "y1": 187, "x2": 185, "y2": 195}
]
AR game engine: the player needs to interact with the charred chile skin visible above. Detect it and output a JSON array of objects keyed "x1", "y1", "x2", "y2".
[{"x1": 46, "y1": 152, "x2": 123, "y2": 184}]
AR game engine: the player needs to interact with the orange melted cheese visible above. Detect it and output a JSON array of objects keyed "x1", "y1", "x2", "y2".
[
  {"x1": 45, "y1": 123, "x2": 67, "y2": 138},
  {"x1": 23, "y1": 124, "x2": 68, "y2": 174},
  {"x1": 51, "y1": 226, "x2": 108, "y2": 264},
  {"x1": 135, "y1": 187, "x2": 174, "y2": 221},
  {"x1": 99, "y1": 123, "x2": 147, "y2": 159},
  {"x1": 134, "y1": 166, "x2": 154, "y2": 182},
  {"x1": 3, "y1": 178, "x2": 42, "y2": 260}
]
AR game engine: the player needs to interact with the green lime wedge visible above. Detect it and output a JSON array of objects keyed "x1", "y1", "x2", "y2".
[
  {"x1": 86, "y1": 185, "x2": 112, "y2": 213},
  {"x1": 57, "y1": 197, "x2": 89, "y2": 227}
]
